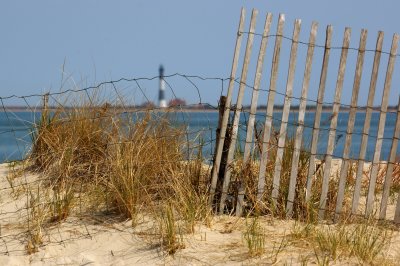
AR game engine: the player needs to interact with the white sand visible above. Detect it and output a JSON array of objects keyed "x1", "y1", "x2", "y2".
[{"x1": 1, "y1": 162, "x2": 400, "y2": 265}]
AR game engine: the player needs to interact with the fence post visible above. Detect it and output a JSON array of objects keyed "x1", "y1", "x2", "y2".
[
  {"x1": 219, "y1": 9, "x2": 258, "y2": 214},
  {"x1": 208, "y1": 8, "x2": 245, "y2": 209},
  {"x1": 211, "y1": 96, "x2": 231, "y2": 206}
]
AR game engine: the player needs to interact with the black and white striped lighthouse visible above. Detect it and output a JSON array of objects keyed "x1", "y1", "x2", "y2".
[{"x1": 158, "y1": 65, "x2": 167, "y2": 108}]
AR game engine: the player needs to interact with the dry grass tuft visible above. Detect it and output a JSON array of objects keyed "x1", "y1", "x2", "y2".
[
  {"x1": 242, "y1": 216, "x2": 265, "y2": 257},
  {"x1": 25, "y1": 95, "x2": 211, "y2": 254},
  {"x1": 289, "y1": 219, "x2": 393, "y2": 264},
  {"x1": 229, "y1": 135, "x2": 351, "y2": 222}
]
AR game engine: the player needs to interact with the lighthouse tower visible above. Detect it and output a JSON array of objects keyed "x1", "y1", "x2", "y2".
[{"x1": 158, "y1": 65, "x2": 167, "y2": 108}]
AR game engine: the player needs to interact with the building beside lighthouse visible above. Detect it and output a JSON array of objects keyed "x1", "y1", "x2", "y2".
[{"x1": 158, "y1": 65, "x2": 167, "y2": 108}]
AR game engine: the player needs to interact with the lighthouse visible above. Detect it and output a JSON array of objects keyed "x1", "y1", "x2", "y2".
[{"x1": 158, "y1": 65, "x2": 167, "y2": 108}]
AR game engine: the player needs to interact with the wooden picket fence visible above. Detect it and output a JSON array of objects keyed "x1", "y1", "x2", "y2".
[{"x1": 209, "y1": 8, "x2": 400, "y2": 222}]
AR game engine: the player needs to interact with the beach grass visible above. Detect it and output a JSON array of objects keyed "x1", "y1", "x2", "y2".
[{"x1": 13, "y1": 93, "x2": 398, "y2": 260}]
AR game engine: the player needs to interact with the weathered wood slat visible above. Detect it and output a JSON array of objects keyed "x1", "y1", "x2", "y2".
[
  {"x1": 236, "y1": 13, "x2": 273, "y2": 216},
  {"x1": 318, "y1": 27, "x2": 351, "y2": 220},
  {"x1": 256, "y1": 14, "x2": 285, "y2": 201},
  {"x1": 334, "y1": 29, "x2": 367, "y2": 221},
  {"x1": 271, "y1": 19, "x2": 302, "y2": 204},
  {"x1": 208, "y1": 8, "x2": 245, "y2": 207},
  {"x1": 219, "y1": 9, "x2": 258, "y2": 214},
  {"x1": 286, "y1": 22, "x2": 318, "y2": 217},
  {"x1": 351, "y1": 31, "x2": 384, "y2": 215},
  {"x1": 381, "y1": 96, "x2": 400, "y2": 220},
  {"x1": 365, "y1": 33, "x2": 400, "y2": 217},
  {"x1": 394, "y1": 98, "x2": 400, "y2": 223},
  {"x1": 305, "y1": 25, "x2": 333, "y2": 202}
]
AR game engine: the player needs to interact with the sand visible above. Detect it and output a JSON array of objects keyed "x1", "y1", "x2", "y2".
[{"x1": 1, "y1": 162, "x2": 400, "y2": 265}]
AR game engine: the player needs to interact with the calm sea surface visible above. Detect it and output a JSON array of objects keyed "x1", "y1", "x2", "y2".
[{"x1": 0, "y1": 111, "x2": 399, "y2": 163}]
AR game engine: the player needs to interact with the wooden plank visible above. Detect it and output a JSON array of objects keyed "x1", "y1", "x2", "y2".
[
  {"x1": 271, "y1": 19, "x2": 302, "y2": 205},
  {"x1": 286, "y1": 21, "x2": 318, "y2": 217},
  {"x1": 318, "y1": 27, "x2": 351, "y2": 220},
  {"x1": 256, "y1": 14, "x2": 285, "y2": 201},
  {"x1": 219, "y1": 9, "x2": 258, "y2": 214},
  {"x1": 381, "y1": 96, "x2": 400, "y2": 220},
  {"x1": 334, "y1": 29, "x2": 368, "y2": 221},
  {"x1": 365, "y1": 33, "x2": 400, "y2": 217},
  {"x1": 394, "y1": 100, "x2": 400, "y2": 223},
  {"x1": 305, "y1": 25, "x2": 333, "y2": 201},
  {"x1": 351, "y1": 31, "x2": 384, "y2": 215},
  {"x1": 208, "y1": 8, "x2": 245, "y2": 207},
  {"x1": 236, "y1": 13, "x2": 273, "y2": 216},
  {"x1": 395, "y1": 172, "x2": 400, "y2": 223}
]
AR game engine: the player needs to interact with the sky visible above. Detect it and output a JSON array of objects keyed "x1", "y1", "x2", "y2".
[{"x1": 1, "y1": 0, "x2": 400, "y2": 107}]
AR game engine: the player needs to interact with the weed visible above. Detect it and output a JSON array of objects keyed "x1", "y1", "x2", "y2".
[
  {"x1": 269, "y1": 234, "x2": 289, "y2": 263},
  {"x1": 26, "y1": 186, "x2": 48, "y2": 254},
  {"x1": 349, "y1": 222, "x2": 392, "y2": 263},
  {"x1": 242, "y1": 216, "x2": 265, "y2": 257},
  {"x1": 49, "y1": 181, "x2": 75, "y2": 223},
  {"x1": 159, "y1": 204, "x2": 185, "y2": 255}
]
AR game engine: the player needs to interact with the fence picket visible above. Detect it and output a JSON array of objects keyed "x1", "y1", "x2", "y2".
[
  {"x1": 219, "y1": 9, "x2": 258, "y2": 214},
  {"x1": 351, "y1": 31, "x2": 384, "y2": 215},
  {"x1": 381, "y1": 96, "x2": 400, "y2": 220},
  {"x1": 271, "y1": 19, "x2": 302, "y2": 204},
  {"x1": 365, "y1": 33, "x2": 400, "y2": 217},
  {"x1": 256, "y1": 14, "x2": 285, "y2": 201},
  {"x1": 208, "y1": 8, "x2": 245, "y2": 208},
  {"x1": 334, "y1": 29, "x2": 367, "y2": 220},
  {"x1": 318, "y1": 28, "x2": 351, "y2": 220},
  {"x1": 305, "y1": 25, "x2": 333, "y2": 202},
  {"x1": 236, "y1": 13, "x2": 273, "y2": 216},
  {"x1": 286, "y1": 22, "x2": 318, "y2": 217}
]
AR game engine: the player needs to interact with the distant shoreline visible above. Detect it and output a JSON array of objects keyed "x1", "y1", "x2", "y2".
[{"x1": 1, "y1": 105, "x2": 398, "y2": 113}]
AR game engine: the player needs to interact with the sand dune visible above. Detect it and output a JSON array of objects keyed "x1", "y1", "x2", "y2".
[{"x1": 1, "y1": 162, "x2": 400, "y2": 265}]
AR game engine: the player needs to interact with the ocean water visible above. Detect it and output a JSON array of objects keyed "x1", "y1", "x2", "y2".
[{"x1": 0, "y1": 111, "x2": 399, "y2": 163}]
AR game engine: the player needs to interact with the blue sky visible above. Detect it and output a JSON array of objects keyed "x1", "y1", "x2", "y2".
[{"x1": 1, "y1": 0, "x2": 399, "y2": 106}]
